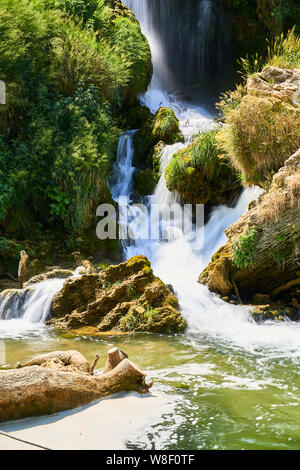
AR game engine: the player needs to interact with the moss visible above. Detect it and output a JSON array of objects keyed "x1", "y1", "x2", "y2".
[
  {"x1": 133, "y1": 107, "x2": 183, "y2": 173},
  {"x1": 165, "y1": 129, "x2": 242, "y2": 205},
  {"x1": 126, "y1": 105, "x2": 151, "y2": 130},
  {"x1": 134, "y1": 169, "x2": 159, "y2": 196}
]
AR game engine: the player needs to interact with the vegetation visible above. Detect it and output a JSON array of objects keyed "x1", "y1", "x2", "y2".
[
  {"x1": 218, "y1": 0, "x2": 300, "y2": 60},
  {"x1": 133, "y1": 107, "x2": 183, "y2": 196},
  {"x1": 165, "y1": 129, "x2": 242, "y2": 205},
  {"x1": 0, "y1": 0, "x2": 151, "y2": 270},
  {"x1": 232, "y1": 227, "x2": 259, "y2": 269},
  {"x1": 216, "y1": 29, "x2": 300, "y2": 187}
]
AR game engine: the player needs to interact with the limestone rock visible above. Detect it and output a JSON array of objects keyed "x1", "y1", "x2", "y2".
[
  {"x1": 247, "y1": 66, "x2": 300, "y2": 106},
  {"x1": 48, "y1": 256, "x2": 186, "y2": 334}
]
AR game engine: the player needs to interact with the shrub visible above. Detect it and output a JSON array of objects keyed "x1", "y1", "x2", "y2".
[
  {"x1": 0, "y1": 0, "x2": 151, "y2": 242},
  {"x1": 216, "y1": 96, "x2": 300, "y2": 186},
  {"x1": 232, "y1": 227, "x2": 259, "y2": 268},
  {"x1": 267, "y1": 27, "x2": 300, "y2": 69}
]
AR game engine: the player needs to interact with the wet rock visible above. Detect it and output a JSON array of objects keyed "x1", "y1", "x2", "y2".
[
  {"x1": 48, "y1": 256, "x2": 186, "y2": 334},
  {"x1": 133, "y1": 107, "x2": 183, "y2": 195},
  {"x1": 24, "y1": 269, "x2": 73, "y2": 287}
]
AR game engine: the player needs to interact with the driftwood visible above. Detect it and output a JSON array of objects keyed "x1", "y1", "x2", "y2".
[
  {"x1": 18, "y1": 250, "x2": 28, "y2": 288},
  {"x1": 0, "y1": 348, "x2": 152, "y2": 423}
]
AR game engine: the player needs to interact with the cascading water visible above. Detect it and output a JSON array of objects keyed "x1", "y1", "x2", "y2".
[
  {"x1": 1, "y1": 1, "x2": 300, "y2": 451},
  {"x1": 0, "y1": 267, "x2": 84, "y2": 338},
  {"x1": 119, "y1": 0, "x2": 300, "y2": 355},
  {"x1": 124, "y1": 0, "x2": 232, "y2": 110}
]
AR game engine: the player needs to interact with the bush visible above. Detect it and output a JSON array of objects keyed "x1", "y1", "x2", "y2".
[
  {"x1": 0, "y1": 0, "x2": 151, "y2": 242},
  {"x1": 232, "y1": 227, "x2": 259, "y2": 269},
  {"x1": 216, "y1": 95, "x2": 300, "y2": 186}
]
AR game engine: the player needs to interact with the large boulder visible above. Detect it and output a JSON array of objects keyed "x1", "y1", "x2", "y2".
[
  {"x1": 199, "y1": 149, "x2": 300, "y2": 307},
  {"x1": 48, "y1": 256, "x2": 186, "y2": 334},
  {"x1": 165, "y1": 129, "x2": 242, "y2": 205}
]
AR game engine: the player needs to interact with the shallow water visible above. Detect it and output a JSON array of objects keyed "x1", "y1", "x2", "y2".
[{"x1": 2, "y1": 326, "x2": 300, "y2": 450}]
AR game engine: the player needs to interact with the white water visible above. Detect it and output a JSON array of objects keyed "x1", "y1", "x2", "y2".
[
  {"x1": 0, "y1": 267, "x2": 85, "y2": 338},
  {"x1": 119, "y1": 0, "x2": 300, "y2": 356}
]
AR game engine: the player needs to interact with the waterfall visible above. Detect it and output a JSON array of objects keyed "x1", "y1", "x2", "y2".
[
  {"x1": 0, "y1": 279, "x2": 66, "y2": 323},
  {"x1": 124, "y1": 0, "x2": 232, "y2": 110},
  {"x1": 114, "y1": 0, "x2": 300, "y2": 353}
]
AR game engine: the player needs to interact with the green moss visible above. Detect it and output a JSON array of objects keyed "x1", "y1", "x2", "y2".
[
  {"x1": 126, "y1": 105, "x2": 151, "y2": 130},
  {"x1": 133, "y1": 107, "x2": 183, "y2": 173},
  {"x1": 165, "y1": 129, "x2": 241, "y2": 205},
  {"x1": 134, "y1": 169, "x2": 159, "y2": 196},
  {"x1": 232, "y1": 227, "x2": 259, "y2": 269}
]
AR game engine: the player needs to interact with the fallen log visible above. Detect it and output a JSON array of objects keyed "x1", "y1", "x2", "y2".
[{"x1": 0, "y1": 348, "x2": 152, "y2": 423}]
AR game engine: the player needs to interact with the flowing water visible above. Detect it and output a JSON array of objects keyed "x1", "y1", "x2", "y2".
[{"x1": 1, "y1": 0, "x2": 300, "y2": 451}]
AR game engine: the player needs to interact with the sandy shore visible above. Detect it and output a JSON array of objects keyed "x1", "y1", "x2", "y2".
[{"x1": 0, "y1": 392, "x2": 169, "y2": 450}]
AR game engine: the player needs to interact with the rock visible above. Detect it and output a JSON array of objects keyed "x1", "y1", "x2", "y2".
[
  {"x1": 253, "y1": 294, "x2": 270, "y2": 305},
  {"x1": 247, "y1": 66, "x2": 300, "y2": 106},
  {"x1": 23, "y1": 268, "x2": 74, "y2": 287},
  {"x1": 48, "y1": 256, "x2": 186, "y2": 334},
  {"x1": 133, "y1": 107, "x2": 184, "y2": 191},
  {"x1": 251, "y1": 305, "x2": 297, "y2": 322},
  {"x1": 133, "y1": 168, "x2": 159, "y2": 196},
  {"x1": 199, "y1": 149, "x2": 300, "y2": 305},
  {"x1": 165, "y1": 129, "x2": 242, "y2": 205},
  {"x1": 126, "y1": 105, "x2": 151, "y2": 129},
  {"x1": 0, "y1": 348, "x2": 152, "y2": 422}
]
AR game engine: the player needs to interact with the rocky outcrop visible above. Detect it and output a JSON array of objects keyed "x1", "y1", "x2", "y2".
[
  {"x1": 133, "y1": 107, "x2": 183, "y2": 196},
  {"x1": 217, "y1": 66, "x2": 300, "y2": 187},
  {"x1": 48, "y1": 256, "x2": 186, "y2": 333},
  {"x1": 199, "y1": 149, "x2": 300, "y2": 307},
  {"x1": 165, "y1": 129, "x2": 242, "y2": 205},
  {"x1": 0, "y1": 348, "x2": 151, "y2": 423},
  {"x1": 247, "y1": 66, "x2": 300, "y2": 105}
]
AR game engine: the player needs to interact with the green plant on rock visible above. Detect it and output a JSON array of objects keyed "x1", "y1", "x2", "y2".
[
  {"x1": 119, "y1": 309, "x2": 140, "y2": 332},
  {"x1": 126, "y1": 282, "x2": 138, "y2": 299},
  {"x1": 232, "y1": 227, "x2": 259, "y2": 269},
  {"x1": 165, "y1": 129, "x2": 241, "y2": 205}
]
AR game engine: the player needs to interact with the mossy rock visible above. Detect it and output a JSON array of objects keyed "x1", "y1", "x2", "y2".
[
  {"x1": 133, "y1": 107, "x2": 183, "y2": 171},
  {"x1": 126, "y1": 106, "x2": 151, "y2": 130},
  {"x1": 49, "y1": 255, "x2": 186, "y2": 334},
  {"x1": 134, "y1": 169, "x2": 159, "y2": 196},
  {"x1": 165, "y1": 129, "x2": 242, "y2": 205}
]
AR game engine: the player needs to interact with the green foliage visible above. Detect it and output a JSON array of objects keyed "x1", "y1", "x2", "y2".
[
  {"x1": 232, "y1": 227, "x2": 259, "y2": 269},
  {"x1": 0, "y1": 0, "x2": 151, "y2": 243},
  {"x1": 126, "y1": 282, "x2": 138, "y2": 299},
  {"x1": 164, "y1": 129, "x2": 241, "y2": 205},
  {"x1": 216, "y1": 29, "x2": 300, "y2": 187},
  {"x1": 119, "y1": 309, "x2": 140, "y2": 331},
  {"x1": 267, "y1": 27, "x2": 300, "y2": 69}
]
